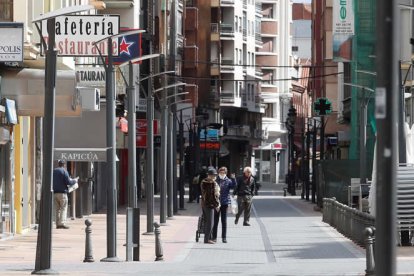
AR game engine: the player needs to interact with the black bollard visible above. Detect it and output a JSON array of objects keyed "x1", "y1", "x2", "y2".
[
  {"x1": 364, "y1": 226, "x2": 375, "y2": 276},
  {"x1": 83, "y1": 219, "x2": 94, "y2": 262},
  {"x1": 153, "y1": 222, "x2": 164, "y2": 261}
]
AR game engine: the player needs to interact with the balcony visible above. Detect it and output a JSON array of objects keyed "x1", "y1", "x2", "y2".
[
  {"x1": 220, "y1": 91, "x2": 242, "y2": 107},
  {"x1": 211, "y1": 0, "x2": 220, "y2": 7},
  {"x1": 221, "y1": 59, "x2": 235, "y2": 72},
  {"x1": 220, "y1": 0, "x2": 235, "y2": 6},
  {"x1": 261, "y1": 21, "x2": 277, "y2": 35},
  {"x1": 226, "y1": 125, "x2": 251, "y2": 138},
  {"x1": 254, "y1": 129, "x2": 268, "y2": 140},
  {"x1": 211, "y1": 59, "x2": 220, "y2": 75},
  {"x1": 211, "y1": 23, "x2": 220, "y2": 41},
  {"x1": 220, "y1": 24, "x2": 235, "y2": 38},
  {"x1": 262, "y1": 117, "x2": 288, "y2": 135},
  {"x1": 183, "y1": 46, "x2": 198, "y2": 69},
  {"x1": 255, "y1": 32, "x2": 262, "y2": 46}
]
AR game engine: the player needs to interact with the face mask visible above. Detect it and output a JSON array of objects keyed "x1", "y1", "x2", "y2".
[{"x1": 219, "y1": 173, "x2": 225, "y2": 179}]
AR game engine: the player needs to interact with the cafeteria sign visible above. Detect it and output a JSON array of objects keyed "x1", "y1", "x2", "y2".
[{"x1": 41, "y1": 15, "x2": 120, "y2": 56}]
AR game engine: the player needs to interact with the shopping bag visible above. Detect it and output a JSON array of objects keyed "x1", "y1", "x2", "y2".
[{"x1": 230, "y1": 196, "x2": 238, "y2": 215}]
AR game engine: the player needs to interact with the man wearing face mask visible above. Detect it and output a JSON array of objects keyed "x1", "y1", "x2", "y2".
[{"x1": 212, "y1": 167, "x2": 236, "y2": 243}]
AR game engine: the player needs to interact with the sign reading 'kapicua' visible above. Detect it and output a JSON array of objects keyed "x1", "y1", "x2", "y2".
[{"x1": 42, "y1": 15, "x2": 120, "y2": 57}]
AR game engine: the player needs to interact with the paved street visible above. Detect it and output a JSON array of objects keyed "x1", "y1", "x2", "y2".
[{"x1": 1, "y1": 182, "x2": 414, "y2": 275}]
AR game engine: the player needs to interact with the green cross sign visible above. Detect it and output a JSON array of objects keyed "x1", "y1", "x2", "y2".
[{"x1": 313, "y1": 98, "x2": 332, "y2": 116}]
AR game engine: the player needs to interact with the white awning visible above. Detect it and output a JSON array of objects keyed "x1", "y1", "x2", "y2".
[{"x1": 0, "y1": 68, "x2": 80, "y2": 117}]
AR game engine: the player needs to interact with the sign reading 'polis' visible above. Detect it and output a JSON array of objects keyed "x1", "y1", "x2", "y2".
[
  {"x1": 41, "y1": 15, "x2": 120, "y2": 57},
  {"x1": 0, "y1": 22, "x2": 23, "y2": 62}
]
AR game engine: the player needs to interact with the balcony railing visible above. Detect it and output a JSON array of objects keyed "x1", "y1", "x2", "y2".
[
  {"x1": 227, "y1": 125, "x2": 251, "y2": 137},
  {"x1": 211, "y1": 23, "x2": 219, "y2": 33},
  {"x1": 220, "y1": 24, "x2": 234, "y2": 35},
  {"x1": 221, "y1": 59, "x2": 235, "y2": 71},
  {"x1": 255, "y1": 33, "x2": 262, "y2": 45},
  {"x1": 221, "y1": 0, "x2": 235, "y2": 5}
]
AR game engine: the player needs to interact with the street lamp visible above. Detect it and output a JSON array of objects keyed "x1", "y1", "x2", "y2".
[
  {"x1": 154, "y1": 81, "x2": 187, "y2": 223},
  {"x1": 31, "y1": 3, "x2": 105, "y2": 274},
  {"x1": 286, "y1": 105, "x2": 297, "y2": 196},
  {"x1": 117, "y1": 51, "x2": 160, "y2": 260}
]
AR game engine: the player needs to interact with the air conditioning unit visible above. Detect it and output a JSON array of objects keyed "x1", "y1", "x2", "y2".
[{"x1": 80, "y1": 88, "x2": 100, "y2": 111}]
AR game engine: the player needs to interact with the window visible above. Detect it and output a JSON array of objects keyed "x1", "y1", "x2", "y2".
[
  {"x1": 0, "y1": 0, "x2": 13, "y2": 21},
  {"x1": 177, "y1": 11, "x2": 183, "y2": 35}
]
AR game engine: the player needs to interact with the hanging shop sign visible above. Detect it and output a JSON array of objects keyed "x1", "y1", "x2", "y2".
[
  {"x1": 76, "y1": 67, "x2": 106, "y2": 87},
  {"x1": 112, "y1": 28, "x2": 142, "y2": 65},
  {"x1": 41, "y1": 15, "x2": 120, "y2": 56},
  {"x1": 55, "y1": 148, "x2": 107, "y2": 162},
  {"x1": 0, "y1": 22, "x2": 23, "y2": 62}
]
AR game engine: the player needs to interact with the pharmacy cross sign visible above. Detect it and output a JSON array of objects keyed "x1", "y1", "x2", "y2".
[{"x1": 313, "y1": 97, "x2": 332, "y2": 116}]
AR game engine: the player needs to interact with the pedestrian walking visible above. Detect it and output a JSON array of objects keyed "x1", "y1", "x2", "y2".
[
  {"x1": 212, "y1": 167, "x2": 236, "y2": 243},
  {"x1": 53, "y1": 160, "x2": 78, "y2": 229},
  {"x1": 234, "y1": 166, "x2": 256, "y2": 226},
  {"x1": 200, "y1": 168, "x2": 220, "y2": 244}
]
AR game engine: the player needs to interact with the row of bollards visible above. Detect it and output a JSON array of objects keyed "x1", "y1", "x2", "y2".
[
  {"x1": 365, "y1": 226, "x2": 375, "y2": 276},
  {"x1": 83, "y1": 219, "x2": 164, "y2": 263}
]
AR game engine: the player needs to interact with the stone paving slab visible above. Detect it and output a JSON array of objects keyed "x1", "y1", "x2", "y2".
[{"x1": 1, "y1": 183, "x2": 414, "y2": 275}]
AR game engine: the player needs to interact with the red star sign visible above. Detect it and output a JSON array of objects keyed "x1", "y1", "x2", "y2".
[{"x1": 119, "y1": 37, "x2": 133, "y2": 55}]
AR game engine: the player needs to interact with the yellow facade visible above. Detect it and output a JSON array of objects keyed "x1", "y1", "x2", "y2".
[
  {"x1": 13, "y1": 116, "x2": 33, "y2": 234},
  {"x1": 13, "y1": 117, "x2": 22, "y2": 234}
]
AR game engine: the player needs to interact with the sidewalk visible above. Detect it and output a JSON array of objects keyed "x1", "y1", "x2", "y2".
[
  {"x1": 0, "y1": 191, "x2": 202, "y2": 273},
  {"x1": 1, "y1": 183, "x2": 414, "y2": 275}
]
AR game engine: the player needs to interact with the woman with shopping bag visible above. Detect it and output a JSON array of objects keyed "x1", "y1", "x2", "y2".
[{"x1": 212, "y1": 167, "x2": 236, "y2": 243}]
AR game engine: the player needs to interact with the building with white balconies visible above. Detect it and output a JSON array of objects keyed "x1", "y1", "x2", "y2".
[{"x1": 254, "y1": 0, "x2": 293, "y2": 183}]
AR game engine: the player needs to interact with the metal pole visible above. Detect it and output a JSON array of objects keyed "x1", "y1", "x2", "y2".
[
  {"x1": 160, "y1": 80, "x2": 168, "y2": 224},
  {"x1": 398, "y1": 60, "x2": 410, "y2": 246},
  {"x1": 360, "y1": 96, "x2": 367, "y2": 184},
  {"x1": 126, "y1": 61, "x2": 137, "y2": 259},
  {"x1": 172, "y1": 105, "x2": 178, "y2": 214},
  {"x1": 146, "y1": 81, "x2": 155, "y2": 233},
  {"x1": 128, "y1": 61, "x2": 137, "y2": 208},
  {"x1": 179, "y1": 110, "x2": 185, "y2": 209},
  {"x1": 167, "y1": 108, "x2": 174, "y2": 218},
  {"x1": 290, "y1": 127, "x2": 295, "y2": 195},
  {"x1": 101, "y1": 37, "x2": 120, "y2": 262},
  {"x1": 375, "y1": 0, "x2": 397, "y2": 275},
  {"x1": 33, "y1": 17, "x2": 58, "y2": 274},
  {"x1": 317, "y1": 117, "x2": 323, "y2": 206},
  {"x1": 305, "y1": 122, "x2": 310, "y2": 201},
  {"x1": 301, "y1": 126, "x2": 305, "y2": 199},
  {"x1": 312, "y1": 119, "x2": 317, "y2": 203}
]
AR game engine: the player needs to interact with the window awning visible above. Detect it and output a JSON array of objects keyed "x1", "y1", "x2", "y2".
[{"x1": 0, "y1": 68, "x2": 80, "y2": 117}]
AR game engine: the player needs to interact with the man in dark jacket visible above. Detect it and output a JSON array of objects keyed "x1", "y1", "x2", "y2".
[
  {"x1": 200, "y1": 168, "x2": 220, "y2": 244},
  {"x1": 53, "y1": 160, "x2": 78, "y2": 229},
  {"x1": 233, "y1": 166, "x2": 256, "y2": 226}
]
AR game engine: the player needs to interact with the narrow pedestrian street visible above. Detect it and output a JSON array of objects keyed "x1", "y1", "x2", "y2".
[{"x1": 0, "y1": 182, "x2": 378, "y2": 276}]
